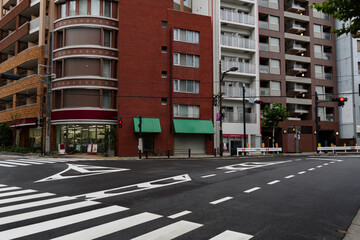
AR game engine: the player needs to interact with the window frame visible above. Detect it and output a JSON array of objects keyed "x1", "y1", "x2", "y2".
[{"x1": 173, "y1": 79, "x2": 200, "y2": 94}]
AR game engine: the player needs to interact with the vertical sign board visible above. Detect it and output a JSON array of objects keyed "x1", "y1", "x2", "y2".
[{"x1": 58, "y1": 144, "x2": 65, "y2": 154}]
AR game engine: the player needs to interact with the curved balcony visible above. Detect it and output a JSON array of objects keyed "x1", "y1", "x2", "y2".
[{"x1": 54, "y1": 16, "x2": 118, "y2": 31}]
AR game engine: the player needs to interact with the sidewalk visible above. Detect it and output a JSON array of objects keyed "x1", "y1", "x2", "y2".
[{"x1": 343, "y1": 209, "x2": 360, "y2": 240}]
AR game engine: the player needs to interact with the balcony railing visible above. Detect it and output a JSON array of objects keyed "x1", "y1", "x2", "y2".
[
  {"x1": 224, "y1": 112, "x2": 257, "y2": 123},
  {"x1": 326, "y1": 114, "x2": 334, "y2": 122},
  {"x1": 259, "y1": 42, "x2": 269, "y2": 51},
  {"x1": 323, "y1": 52, "x2": 332, "y2": 60},
  {"x1": 261, "y1": 87, "x2": 270, "y2": 96},
  {"x1": 222, "y1": 61, "x2": 256, "y2": 74},
  {"x1": 259, "y1": 20, "x2": 269, "y2": 29},
  {"x1": 221, "y1": 35, "x2": 255, "y2": 50},
  {"x1": 325, "y1": 73, "x2": 332, "y2": 80},
  {"x1": 220, "y1": 9, "x2": 255, "y2": 25},
  {"x1": 223, "y1": 86, "x2": 255, "y2": 98},
  {"x1": 323, "y1": 32, "x2": 331, "y2": 40}
]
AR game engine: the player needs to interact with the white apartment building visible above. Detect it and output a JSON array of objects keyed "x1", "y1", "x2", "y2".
[
  {"x1": 213, "y1": 0, "x2": 261, "y2": 154},
  {"x1": 335, "y1": 20, "x2": 360, "y2": 144}
]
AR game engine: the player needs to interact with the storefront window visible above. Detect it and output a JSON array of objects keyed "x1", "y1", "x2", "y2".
[
  {"x1": 56, "y1": 124, "x2": 112, "y2": 154},
  {"x1": 29, "y1": 128, "x2": 42, "y2": 149}
]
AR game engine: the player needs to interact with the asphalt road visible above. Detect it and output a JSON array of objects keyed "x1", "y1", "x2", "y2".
[{"x1": 0, "y1": 154, "x2": 359, "y2": 239}]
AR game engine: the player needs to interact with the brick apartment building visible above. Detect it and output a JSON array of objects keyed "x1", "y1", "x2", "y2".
[
  {"x1": 0, "y1": 0, "x2": 51, "y2": 149},
  {"x1": 258, "y1": 0, "x2": 339, "y2": 152}
]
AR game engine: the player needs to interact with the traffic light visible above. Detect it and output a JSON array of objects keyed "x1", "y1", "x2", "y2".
[
  {"x1": 118, "y1": 118, "x2": 123, "y2": 128},
  {"x1": 332, "y1": 97, "x2": 348, "y2": 107},
  {"x1": 254, "y1": 100, "x2": 263, "y2": 104}
]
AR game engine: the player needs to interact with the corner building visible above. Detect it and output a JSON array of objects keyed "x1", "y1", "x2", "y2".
[
  {"x1": 52, "y1": 0, "x2": 119, "y2": 154},
  {"x1": 117, "y1": 0, "x2": 213, "y2": 156},
  {"x1": 258, "y1": 0, "x2": 339, "y2": 152}
]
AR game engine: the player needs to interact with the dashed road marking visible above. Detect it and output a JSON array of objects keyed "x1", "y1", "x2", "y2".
[
  {"x1": 209, "y1": 230, "x2": 253, "y2": 240},
  {"x1": 267, "y1": 180, "x2": 280, "y2": 185},
  {"x1": 168, "y1": 210, "x2": 192, "y2": 219},
  {"x1": 298, "y1": 171, "x2": 306, "y2": 175},
  {"x1": 210, "y1": 197, "x2": 233, "y2": 205},
  {"x1": 285, "y1": 175, "x2": 295, "y2": 179},
  {"x1": 225, "y1": 171, "x2": 236, "y2": 174},
  {"x1": 201, "y1": 174, "x2": 216, "y2": 178},
  {"x1": 308, "y1": 168, "x2": 315, "y2": 171},
  {"x1": 244, "y1": 187, "x2": 261, "y2": 193},
  {"x1": 316, "y1": 165, "x2": 323, "y2": 168}
]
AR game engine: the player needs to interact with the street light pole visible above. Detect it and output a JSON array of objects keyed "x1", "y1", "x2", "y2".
[
  {"x1": 218, "y1": 61, "x2": 238, "y2": 157},
  {"x1": 242, "y1": 84, "x2": 246, "y2": 156}
]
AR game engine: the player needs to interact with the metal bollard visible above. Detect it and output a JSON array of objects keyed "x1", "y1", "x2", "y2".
[
  {"x1": 214, "y1": 148, "x2": 217, "y2": 157},
  {"x1": 145, "y1": 150, "x2": 148, "y2": 159},
  {"x1": 168, "y1": 149, "x2": 170, "y2": 158},
  {"x1": 138, "y1": 150, "x2": 142, "y2": 159},
  {"x1": 188, "y1": 149, "x2": 191, "y2": 158}
]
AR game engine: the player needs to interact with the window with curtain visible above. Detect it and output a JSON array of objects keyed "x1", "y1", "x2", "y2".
[
  {"x1": 60, "y1": 3, "x2": 66, "y2": 18},
  {"x1": 79, "y1": 0, "x2": 87, "y2": 15},
  {"x1": 103, "y1": 59, "x2": 111, "y2": 78},
  {"x1": 173, "y1": 53, "x2": 199, "y2": 68},
  {"x1": 65, "y1": 58, "x2": 100, "y2": 77},
  {"x1": 66, "y1": 28, "x2": 101, "y2": 46},
  {"x1": 63, "y1": 89, "x2": 100, "y2": 108},
  {"x1": 173, "y1": 28, "x2": 199, "y2": 43},
  {"x1": 174, "y1": 79, "x2": 199, "y2": 93},
  {"x1": 91, "y1": 0, "x2": 100, "y2": 16},
  {"x1": 173, "y1": 104, "x2": 200, "y2": 118},
  {"x1": 104, "y1": 0, "x2": 111, "y2": 17},
  {"x1": 102, "y1": 90, "x2": 110, "y2": 108},
  {"x1": 69, "y1": 0, "x2": 76, "y2": 16},
  {"x1": 103, "y1": 30, "x2": 112, "y2": 47}
]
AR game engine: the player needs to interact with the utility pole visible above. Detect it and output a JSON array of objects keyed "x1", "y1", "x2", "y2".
[{"x1": 242, "y1": 84, "x2": 246, "y2": 156}]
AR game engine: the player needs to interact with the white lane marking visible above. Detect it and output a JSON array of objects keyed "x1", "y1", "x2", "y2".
[
  {"x1": 0, "y1": 163, "x2": 15, "y2": 168},
  {"x1": 201, "y1": 174, "x2": 216, "y2": 178},
  {"x1": 52, "y1": 212, "x2": 162, "y2": 240},
  {"x1": 0, "y1": 189, "x2": 37, "y2": 198},
  {"x1": 210, "y1": 230, "x2": 253, "y2": 240},
  {"x1": 295, "y1": 159, "x2": 302, "y2": 161},
  {"x1": 0, "y1": 196, "x2": 75, "y2": 214},
  {"x1": 0, "y1": 184, "x2": 7, "y2": 188},
  {"x1": 6, "y1": 159, "x2": 45, "y2": 165},
  {"x1": 225, "y1": 170, "x2": 236, "y2": 174},
  {"x1": 330, "y1": 162, "x2": 335, "y2": 164},
  {"x1": 323, "y1": 163, "x2": 329, "y2": 166},
  {"x1": 267, "y1": 180, "x2": 280, "y2": 185},
  {"x1": 308, "y1": 168, "x2": 315, "y2": 171},
  {"x1": 217, "y1": 161, "x2": 292, "y2": 172},
  {"x1": 36, "y1": 164, "x2": 129, "y2": 182},
  {"x1": 75, "y1": 174, "x2": 191, "y2": 201},
  {"x1": 298, "y1": 171, "x2": 306, "y2": 175},
  {"x1": 168, "y1": 210, "x2": 192, "y2": 219},
  {"x1": 0, "y1": 200, "x2": 100, "y2": 225},
  {"x1": 0, "y1": 161, "x2": 29, "y2": 166},
  {"x1": 0, "y1": 187, "x2": 20, "y2": 192},
  {"x1": 306, "y1": 158, "x2": 343, "y2": 162},
  {"x1": 131, "y1": 220, "x2": 203, "y2": 240},
  {"x1": 0, "y1": 206, "x2": 127, "y2": 239},
  {"x1": 210, "y1": 197, "x2": 233, "y2": 205},
  {"x1": 316, "y1": 165, "x2": 323, "y2": 168},
  {"x1": 0, "y1": 192, "x2": 55, "y2": 205},
  {"x1": 244, "y1": 187, "x2": 261, "y2": 193},
  {"x1": 285, "y1": 175, "x2": 295, "y2": 179}
]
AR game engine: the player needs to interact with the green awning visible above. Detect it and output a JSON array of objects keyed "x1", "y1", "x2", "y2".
[
  {"x1": 133, "y1": 118, "x2": 161, "y2": 133},
  {"x1": 173, "y1": 119, "x2": 215, "y2": 134}
]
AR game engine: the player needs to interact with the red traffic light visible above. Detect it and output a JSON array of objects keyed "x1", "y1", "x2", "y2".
[
  {"x1": 339, "y1": 97, "x2": 345, "y2": 102},
  {"x1": 118, "y1": 119, "x2": 123, "y2": 128}
]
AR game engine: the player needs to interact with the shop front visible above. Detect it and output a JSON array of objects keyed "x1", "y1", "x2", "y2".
[{"x1": 55, "y1": 124, "x2": 113, "y2": 154}]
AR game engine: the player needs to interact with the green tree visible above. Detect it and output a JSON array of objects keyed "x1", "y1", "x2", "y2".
[
  {"x1": 311, "y1": 0, "x2": 360, "y2": 37},
  {"x1": 0, "y1": 123, "x2": 13, "y2": 147},
  {"x1": 261, "y1": 103, "x2": 289, "y2": 147}
]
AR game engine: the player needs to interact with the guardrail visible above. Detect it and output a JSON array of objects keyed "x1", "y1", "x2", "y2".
[
  {"x1": 317, "y1": 146, "x2": 360, "y2": 153},
  {"x1": 237, "y1": 147, "x2": 282, "y2": 155}
]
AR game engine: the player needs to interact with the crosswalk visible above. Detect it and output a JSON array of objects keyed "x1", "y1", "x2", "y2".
[
  {"x1": 0, "y1": 183, "x2": 254, "y2": 239},
  {"x1": 0, "y1": 157, "x2": 95, "y2": 168}
]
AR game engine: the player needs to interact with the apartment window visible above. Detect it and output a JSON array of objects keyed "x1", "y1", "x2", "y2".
[
  {"x1": 269, "y1": 0, "x2": 278, "y2": 3},
  {"x1": 269, "y1": 16, "x2": 279, "y2": 25},
  {"x1": 161, "y1": 46, "x2": 167, "y2": 53},
  {"x1": 60, "y1": 3, "x2": 66, "y2": 18},
  {"x1": 79, "y1": 0, "x2": 87, "y2": 15},
  {"x1": 174, "y1": 105, "x2": 200, "y2": 118},
  {"x1": 103, "y1": 30, "x2": 112, "y2": 47},
  {"x1": 316, "y1": 86, "x2": 324, "y2": 94},
  {"x1": 102, "y1": 90, "x2": 110, "y2": 108},
  {"x1": 64, "y1": 89, "x2": 100, "y2": 108},
  {"x1": 91, "y1": 0, "x2": 100, "y2": 16},
  {"x1": 174, "y1": 79, "x2": 200, "y2": 93},
  {"x1": 314, "y1": 45, "x2": 322, "y2": 53},
  {"x1": 66, "y1": 28, "x2": 101, "y2": 46},
  {"x1": 271, "y1": 81, "x2": 281, "y2": 90},
  {"x1": 174, "y1": 28, "x2": 199, "y2": 44},
  {"x1": 315, "y1": 65, "x2": 323, "y2": 73},
  {"x1": 270, "y1": 59, "x2": 280, "y2": 68},
  {"x1": 270, "y1": 37, "x2": 280, "y2": 47},
  {"x1": 161, "y1": 71, "x2": 167, "y2": 78},
  {"x1": 104, "y1": 0, "x2": 111, "y2": 17},
  {"x1": 69, "y1": 0, "x2": 76, "y2": 16},
  {"x1": 103, "y1": 59, "x2": 111, "y2": 78},
  {"x1": 173, "y1": 53, "x2": 200, "y2": 68},
  {"x1": 65, "y1": 58, "x2": 100, "y2": 77},
  {"x1": 184, "y1": 0, "x2": 192, "y2": 7},
  {"x1": 314, "y1": 24, "x2": 321, "y2": 33},
  {"x1": 58, "y1": 31, "x2": 64, "y2": 48},
  {"x1": 357, "y1": 41, "x2": 360, "y2": 52},
  {"x1": 162, "y1": 21, "x2": 168, "y2": 28}
]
